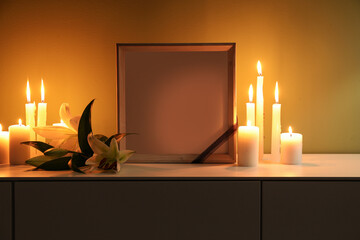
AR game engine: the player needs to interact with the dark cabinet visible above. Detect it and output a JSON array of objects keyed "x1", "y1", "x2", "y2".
[
  {"x1": 262, "y1": 181, "x2": 360, "y2": 240},
  {"x1": 0, "y1": 182, "x2": 11, "y2": 240},
  {"x1": 7, "y1": 178, "x2": 360, "y2": 240},
  {"x1": 15, "y1": 181, "x2": 260, "y2": 240}
]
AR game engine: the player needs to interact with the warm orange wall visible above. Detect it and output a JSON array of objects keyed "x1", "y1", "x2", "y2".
[{"x1": 0, "y1": 0, "x2": 359, "y2": 153}]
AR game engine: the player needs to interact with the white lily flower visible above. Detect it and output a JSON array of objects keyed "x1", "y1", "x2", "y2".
[
  {"x1": 86, "y1": 134, "x2": 134, "y2": 173},
  {"x1": 33, "y1": 103, "x2": 80, "y2": 151}
]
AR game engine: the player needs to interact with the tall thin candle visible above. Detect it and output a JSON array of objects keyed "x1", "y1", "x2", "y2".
[
  {"x1": 246, "y1": 84, "x2": 255, "y2": 126},
  {"x1": 26, "y1": 79, "x2": 36, "y2": 157},
  {"x1": 256, "y1": 61, "x2": 264, "y2": 161},
  {"x1": 271, "y1": 82, "x2": 281, "y2": 162},
  {"x1": 37, "y1": 79, "x2": 47, "y2": 142}
]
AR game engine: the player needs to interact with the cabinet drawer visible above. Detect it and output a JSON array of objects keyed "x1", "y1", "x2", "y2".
[
  {"x1": 15, "y1": 181, "x2": 260, "y2": 240},
  {"x1": 263, "y1": 181, "x2": 360, "y2": 240},
  {"x1": 0, "y1": 182, "x2": 11, "y2": 240}
]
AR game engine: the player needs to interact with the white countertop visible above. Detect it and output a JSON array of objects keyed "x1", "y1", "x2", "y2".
[{"x1": 0, "y1": 154, "x2": 359, "y2": 180}]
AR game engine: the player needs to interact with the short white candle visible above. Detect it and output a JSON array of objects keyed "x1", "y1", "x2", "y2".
[
  {"x1": 237, "y1": 121, "x2": 259, "y2": 167},
  {"x1": 9, "y1": 119, "x2": 30, "y2": 165},
  {"x1": 281, "y1": 126, "x2": 303, "y2": 165},
  {"x1": 271, "y1": 82, "x2": 281, "y2": 162},
  {"x1": 256, "y1": 61, "x2": 264, "y2": 161},
  {"x1": 246, "y1": 84, "x2": 255, "y2": 126},
  {"x1": 26, "y1": 79, "x2": 36, "y2": 157},
  {"x1": 37, "y1": 79, "x2": 47, "y2": 142},
  {"x1": 0, "y1": 124, "x2": 9, "y2": 164}
]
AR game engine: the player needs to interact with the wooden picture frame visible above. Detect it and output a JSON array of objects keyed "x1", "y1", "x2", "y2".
[{"x1": 117, "y1": 43, "x2": 236, "y2": 163}]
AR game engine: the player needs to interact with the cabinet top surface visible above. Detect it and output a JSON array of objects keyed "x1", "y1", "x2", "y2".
[{"x1": 0, "y1": 154, "x2": 359, "y2": 180}]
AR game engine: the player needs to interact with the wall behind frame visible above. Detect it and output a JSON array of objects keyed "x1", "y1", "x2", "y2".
[{"x1": 0, "y1": 0, "x2": 359, "y2": 153}]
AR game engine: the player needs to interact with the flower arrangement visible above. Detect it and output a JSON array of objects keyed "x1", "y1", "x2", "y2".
[{"x1": 21, "y1": 99, "x2": 134, "y2": 173}]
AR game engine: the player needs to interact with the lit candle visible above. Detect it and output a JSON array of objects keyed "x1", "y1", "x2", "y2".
[
  {"x1": 237, "y1": 120, "x2": 259, "y2": 167},
  {"x1": 25, "y1": 79, "x2": 36, "y2": 157},
  {"x1": 271, "y1": 82, "x2": 281, "y2": 162},
  {"x1": 0, "y1": 124, "x2": 9, "y2": 164},
  {"x1": 37, "y1": 79, "x2": 47, "y2": 142},
  {"x1": 9, "y1": 119, "x2": 30, "y2": 165},
  {"x1": 246, "y1": 84, "x2": 255, "y2": 126},
  {"x1": 280, "y1": 126, "x2": 303, "y2": 165},
  {"x1": 256, "y1": 60, "x2": 264, "y2": 161}
]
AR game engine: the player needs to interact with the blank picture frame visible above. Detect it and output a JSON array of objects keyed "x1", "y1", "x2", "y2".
[{"x1": 117, "y1": 43, "x2": 236, "y2": 163}]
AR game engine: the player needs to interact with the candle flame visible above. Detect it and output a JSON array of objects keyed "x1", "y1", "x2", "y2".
[
  {"x1": 26, "y1": 79, "x2": 31, "y2": 103},
  {"x1": 60, "y1": 119, "x2": 64, "y2": 124},
  {"x1": 275, "y1": 81, "x2": 279, "y2": 103},
  {"x1": 247, "y1": 120, "x2": 251, "y2": 126},
  {"x1": 41, "y1": 78, "x2": 45, "y2": 102},
  {"x1": 289, "y1": 126, "x2": 292, "y2": 134},
  {"x1": 0, "y1": 124, "x2": 2, "y2": 132},
  {"x1": 249, "y1": 84, "x2": 253, "y2": 102},
  {"x1": 257, "y1": 60, "x2": 262, "y2": 76},
  {"x1": 19, "y1": 119, "x2": 22, "y2": 126}
]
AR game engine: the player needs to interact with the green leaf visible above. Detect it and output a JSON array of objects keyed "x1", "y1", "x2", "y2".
[
  {"x1": 78, "y1": 99, "x2": 95, "y2": 156},
  {"x1": 105, "y1": 133, "x2": 136, "y2": 146},
  {"x1": 35, "y1": 157, "x2": 72, "y2": 171},
  {"x1": 72, "y1": 153, "x2": 87, "y2": 167},
  {"x1": 94, "y1": 134, "x2": 108, "y2": 142},
  {"x1": 70, "y1": 153, "x2": 88, "y2": 174},
  {"x1": 21, "y1": 141, "x2": 54, "y2": 153},
  {"x1": 26, "y1": 155, "x2": 57, "y2": 167},
  {"x1": 70, "y1": 161, "x2": 85, "y2": 174},
  {"x1": 44, "y1": 148, "x2": 77, "y2": 157}
]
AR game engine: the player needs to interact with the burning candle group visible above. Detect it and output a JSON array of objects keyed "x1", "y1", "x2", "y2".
[
  {"x1": 0, "y1": 79, "x2": 47, "y2": 165},
  {"x1": 0, "y1": 64, "x2": 302, "y2": 167},
  {"x1": 237, "y1": 61, "x2": 303, "y2": 167}
]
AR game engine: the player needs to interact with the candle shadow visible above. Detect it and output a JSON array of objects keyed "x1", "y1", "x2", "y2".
[
  {"x1": 224, "y1": 165, "x2": 258, "y2": 172},
  {"x1": 301, "y1": 162, "x2": 319, "y2": 167}
]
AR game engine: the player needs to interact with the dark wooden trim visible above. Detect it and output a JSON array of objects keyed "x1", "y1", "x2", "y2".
[{"x1": 2, "y1": 178, "x2": 360, "y2": 182}]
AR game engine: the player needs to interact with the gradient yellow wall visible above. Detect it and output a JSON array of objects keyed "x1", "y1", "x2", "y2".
[{"x1": 0, "y1": 0, "x2": 359, "y2": 153}]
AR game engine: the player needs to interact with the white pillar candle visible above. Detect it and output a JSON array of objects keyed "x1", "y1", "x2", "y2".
[
  {"x1": 0, "y1": 124, "x2": 9, "y2": 164},
  {"x1": 9, "y1": 119, "x2": 30, "y2": 165},
  {"x1": 246, "y1": 84, "x2": 255, "y2": 126},
  {"x1": 281, "y1": 126, "x2": 302, "y2": 165},
  {"x1": 237, "y1": 121, "x2": 259, "y2": 167},
  {"x1": 271, "y1": 82, "x2": 281, "y2": 162},
  {"x1": 256, "y1": 61, "x2": 264, "y2": 161},
  {"x1": 37, "y1": 79, "x2": 47, "y2": 142},
  {"x1": 26, "y1": 79, "x2": 36, "y2": 157}
]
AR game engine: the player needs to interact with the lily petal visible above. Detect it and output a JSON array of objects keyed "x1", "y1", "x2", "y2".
[
  {"x1": 86, "y1": 154, "x2": 104, "y2": 166},
  {"x1": 116, "y1": 162, "x2": 121, "y2": 173},
  {"x1": 118, "y1": 150, "x2": 135, "y2": 163},
  {"x1": 59, "y1": 103, "x2": 73, "y2": 129},
  {"x1": 33, "y1": 126, "x2": 77, "y2": 139},
  {"x1": 69, "y1": 116, "x2": 80, "y2": 132},
  {"x1": 86, "y1": 155, "x2": 98, "y2": 165},
  {"x1": 58, "y1": 135, "x2": 79, "y2": 152},
  {"x1": 85, "y1": 155, "x2": 96, "y2": 165},
  {"x1": 87, "y1": 134, "x2": 109, "y2": 155},
  {"x1": 107, "y1": 138, "x2": 120, "y2": 159}
]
